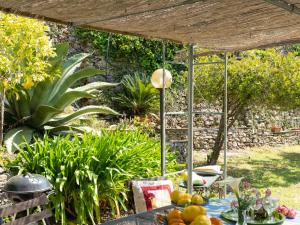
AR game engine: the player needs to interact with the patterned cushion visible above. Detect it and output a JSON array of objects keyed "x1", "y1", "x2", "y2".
[{"x1": 131, "y1": 179, "x2": 173, "y2": 213}]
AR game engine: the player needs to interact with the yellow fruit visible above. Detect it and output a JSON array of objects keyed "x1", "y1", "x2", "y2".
[
  {"x1": 181, "y1": 172, "x2": 188, "y2": 181},
  {"x1": 171, "y1": 190, "x2": 183, "y2": 203},
  {"x1": 177, "y1": 193, "x2": 192, "y2": 205},
  {"x1": 167, "y1": 209, "x2": 182, "y2": 222},
  {"x1": 191, "y1": 194, "x2": 204, "y2": 205},
  {"x1": 182, "y1": 205, "x2": 207, "y2": 222},
  {"x1": 192, "y1": 215, "x2": 211, "y2": 225}
]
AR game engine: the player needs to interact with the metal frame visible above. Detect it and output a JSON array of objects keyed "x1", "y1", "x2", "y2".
[{"x1": 161, "y1": 43, "x2": 228, "y2": 194}]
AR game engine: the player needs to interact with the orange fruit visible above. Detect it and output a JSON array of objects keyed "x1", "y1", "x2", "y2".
[
  {"x1": 210, "y1": 217, "x2": 223, "y2": 225},
  {"x1": 169, "y1": 223, "x2": 185, "y2": 225},
  {"x1": 167, "y1": 209, "x2": 182, "y2": 222},
  {"x1": 168, "y1": 218, "x2": 184, "y2": 223}
]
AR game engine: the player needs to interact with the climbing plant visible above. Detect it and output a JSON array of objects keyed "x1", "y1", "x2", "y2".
[{"x1": 75, "y1": 28, "x2": 186, "y2": 81}]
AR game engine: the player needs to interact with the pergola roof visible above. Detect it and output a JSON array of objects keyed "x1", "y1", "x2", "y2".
[{"x1": 1, "y1": 0, "x2": 300, "y2": 50}]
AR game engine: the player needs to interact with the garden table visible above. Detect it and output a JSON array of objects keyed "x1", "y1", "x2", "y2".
[{"x1": 101, "y1": 198, "x2": 300, "y2": 225}]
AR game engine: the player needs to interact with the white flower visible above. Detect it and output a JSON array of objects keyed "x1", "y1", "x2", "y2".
[{"x1": 217, "y1": 176, "x2": 244, "y2": 197}]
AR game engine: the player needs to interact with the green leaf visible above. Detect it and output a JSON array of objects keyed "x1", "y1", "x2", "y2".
[
  {"x1": 29, "y1": 105, "x2": 62, "y2": 127},
  {"x1": 52, "y1": 90, "x2": 95, "y2": 110},
  {"x1": 73, "y1": 82, "x2": 119, "y2": 92},
  {"x1": 49, "y1": 67, "x2": 104, "y2": 103},
  {"x1": 44, "y1": 125, "x2": 87, "y2": 134},
  {"x1": 30, "y1": 79, "x2": 55, "y2": 110},
  {"x1": 46, "y1": 106, "x2": 119, "y2": 127},
  {"x1": 4, "y1": 126, "x2": 34, "y2": 154}
]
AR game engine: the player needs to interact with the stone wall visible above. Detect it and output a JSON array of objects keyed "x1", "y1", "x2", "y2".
[{"x1": 165, "y1": 92, "x2": 300, "y2": 160}]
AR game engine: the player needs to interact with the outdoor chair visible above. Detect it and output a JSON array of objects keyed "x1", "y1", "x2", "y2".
[
  {"x1": 128, "y1": 176, "x2": 172, "y2": 213},
  {"x1": 0, "y1": 194, "x2": 52, "y2": 225}
]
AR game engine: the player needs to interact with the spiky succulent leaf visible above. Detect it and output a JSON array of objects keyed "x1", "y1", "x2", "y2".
[
  {"x1": 46, "y1": 106, "x2": 119, "y2": 127},
  {"x1": 44, "y1": 125, "x2": 87, "y2": 134},
  {"x1": 49, "y1": 68, "x2": 104, "y2": 104},
  {"x1": 53, "y1": 91, "x2": 95, "y2": 110},
  {"x1": 30, "y1": 79, "x2": 55, "y2": 110},
  {"x1": 73, "y1": 82, "x2": 119, "y2": 92},
  {"x1": 4, "y1": 126, "x2": 34, "y2": 154},
  {"x1": 29, "y1": 105, "x2": 63, "y2": 128},
  {"x1": 49, "y1": 53, "x2": 90, "y2": 101},
  {"x1": 47, "y1": 42, "x2": 69, "y2": 75}
]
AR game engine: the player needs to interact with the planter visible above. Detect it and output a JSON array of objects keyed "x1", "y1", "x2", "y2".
[{"x1": 271, "y1": 127, "x2": 281, "y2": 133}]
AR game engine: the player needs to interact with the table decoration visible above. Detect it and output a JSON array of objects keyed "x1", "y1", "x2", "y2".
[{"x1": 218, "y1": 177, "x2": 285, "y2": 225}]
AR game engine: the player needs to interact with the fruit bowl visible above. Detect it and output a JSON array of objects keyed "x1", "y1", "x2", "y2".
[{"x1": 154, "y1": 206, "x2": 222, "y2": 225}]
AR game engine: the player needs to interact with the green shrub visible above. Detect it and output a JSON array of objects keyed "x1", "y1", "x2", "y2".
[
  {"x1": 4, "y1": 43, "x2": 118, "y2": 153},
  {"x1": 12, "y1": 129, "x2": 177, "y2": 224},
  {"x1": 113, "y1": 73, "x2": 159, "y2": 115}
]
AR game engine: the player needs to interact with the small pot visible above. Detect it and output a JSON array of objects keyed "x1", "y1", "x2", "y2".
[{"x1": 271, "y1": 127, "x2": 281, "y2": 133}]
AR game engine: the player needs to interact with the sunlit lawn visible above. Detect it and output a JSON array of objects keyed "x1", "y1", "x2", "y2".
[{"x1": 220, "y1": 145, "x2": 300, "y2": 209}]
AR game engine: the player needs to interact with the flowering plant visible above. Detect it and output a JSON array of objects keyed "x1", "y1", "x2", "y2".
[{"x1": 218, "y1": 177, "x2": 280, "y2": 224}]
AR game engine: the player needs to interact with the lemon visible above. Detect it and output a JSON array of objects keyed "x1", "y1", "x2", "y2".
[
  {"x1": 181, "y1": 172, "x2": 188, "y2": 181},
  {"x1": 177, "y1": 193, "x2": 192, "y2": 205},
  {"x1": 192, "y1": 215, "x2": 211, "y2": 225},
  {"x1": 171, "y1": 190, "x2": 183, "y2": 203},
  {"x1": 182, "y1": 205, "x2": 207, "y2": 222},
  {"x1": 191, "y1": 194, "x2": 204, "y2": 205}
]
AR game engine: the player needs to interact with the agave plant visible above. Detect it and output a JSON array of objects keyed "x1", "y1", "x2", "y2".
[{"x1": 4, "y1": 43, "x2": 118, "y2": 153}]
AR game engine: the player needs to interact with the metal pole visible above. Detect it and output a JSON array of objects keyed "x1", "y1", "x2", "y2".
[
  {"x1": 187, "y1": 44, "x2": 194, "y2": 194},
  {"x1": 105, "y1": 33, "x2": 112, "y2": 76},
  {"x1": 224, "y1": 52, "x2": 228, "y2": 196},
  {"x1": 161, "y1": 42, "x2": 166, "y2": 176}
]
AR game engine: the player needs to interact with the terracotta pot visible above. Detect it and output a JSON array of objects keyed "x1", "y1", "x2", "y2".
[{"x1": 271, "y1": 126, "x2": 281, "y2": 133}]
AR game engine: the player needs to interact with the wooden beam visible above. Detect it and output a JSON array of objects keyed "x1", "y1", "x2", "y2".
[
  {"x1": 76, "y1": 0, "x2": 205, "y2": 25},
  {"x1": 264, "y1": 0, "x2": 300, "y2": 15}
]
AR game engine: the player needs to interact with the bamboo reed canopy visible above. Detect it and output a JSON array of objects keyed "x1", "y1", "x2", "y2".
[{"x1": 1, "y1": 0, "x2": 300, "y2": 50}]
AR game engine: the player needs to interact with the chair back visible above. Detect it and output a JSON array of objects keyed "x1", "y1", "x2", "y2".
[{"x1": 0, "y1": 194, "x2": 52, "y2": 225}]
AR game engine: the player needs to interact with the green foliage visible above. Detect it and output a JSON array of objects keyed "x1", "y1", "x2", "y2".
[
  {"x1": 192, "y1": 48, "x2": 300, "y2": 164},
  {"x1": 113, "y1": 73, "x2": 159, "y2": 115},
  {"x1": 75, "y1": 29, "x2": 186, "y2": 79},
  {"x1": 12, "y1": 130, "x2": 177, "y2": 224},
  {"x1": 194, "y1": 49, "x2": 300, "y2": 110},
  {"x1": 0, "y1": 12, "x2": 55, "y2": 91},
  {"x1": 4, "y1": 43, "x2": 119, "y2": 153}
]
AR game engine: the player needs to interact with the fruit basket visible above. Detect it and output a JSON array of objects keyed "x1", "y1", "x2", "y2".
[{"x1": 221, "y1": 209, "x2": 285, "y2": 225}]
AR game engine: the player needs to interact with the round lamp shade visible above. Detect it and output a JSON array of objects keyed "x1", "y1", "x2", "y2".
[{"x1": 151, "y1": 69, "x2": 172, "y2": 89}]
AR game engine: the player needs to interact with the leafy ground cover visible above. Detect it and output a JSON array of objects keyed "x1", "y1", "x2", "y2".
[{"x1": 224, "y1": 145, "x2": 300, "y2": 209}]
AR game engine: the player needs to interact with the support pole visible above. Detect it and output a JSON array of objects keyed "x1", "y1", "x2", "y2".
[
  {"x1": 187, "y1": 44, "x2": 194, "y2": 194},
  {"x1": 223, "y1": 52, "x2": 228, "y2": 196},
  {"x1": 161, "y1": 42, "x2": 166, "y2": 176}
]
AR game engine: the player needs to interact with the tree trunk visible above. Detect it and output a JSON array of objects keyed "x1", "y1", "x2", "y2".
[
  {"x1": 207, "y1": 102, "x2": 243, "y2": 165},
  {"x1": 208, "y1": 113, "x2": 225, "y2": 165},
  {"x1": 0, "y1": 88, "x2": 5, "y2": 146}
]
